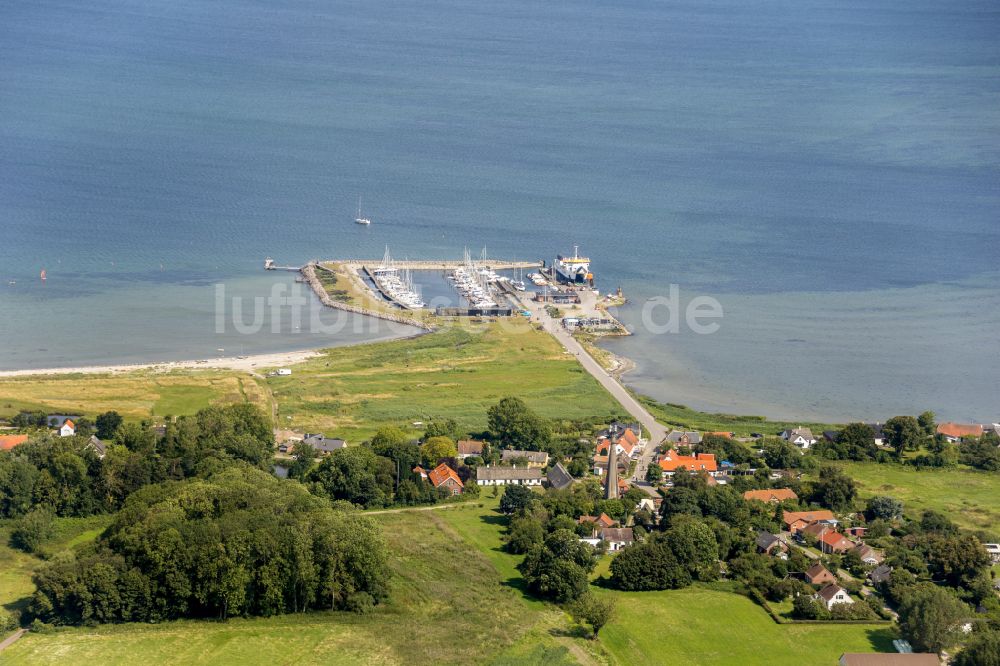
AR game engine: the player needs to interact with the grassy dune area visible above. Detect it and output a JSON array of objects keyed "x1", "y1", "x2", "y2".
[
  {"x1": 268, "y1": 322, "x2": 626, "y2": 441},
  {"x1": 0, "y1": 373, "x2": 268, "y2": 422},
  {"x1": 836, "y1": 461, "x2": 1000, "y2": 532}
]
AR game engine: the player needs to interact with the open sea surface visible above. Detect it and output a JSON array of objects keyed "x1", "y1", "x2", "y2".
[{"x1": 1, "y1": 0, "x2": 998, "y2": 421}]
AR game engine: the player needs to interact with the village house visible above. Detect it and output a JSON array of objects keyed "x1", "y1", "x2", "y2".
[
  {"x1": 302, "y1": 434, "x2": 347, "y2": 456},
  {"x1": 84, "y1": 435, "x2": 107, "y2": 459},
  {"x1": 798, "y1": 521, "x2": 832, "y2": 542},
  {"x1": 592, "y1": 453, "x2": 629, "y2": 476},
  {"x1": 428, "y1": 463, "x2": 464, "y2": 496},
  {"x1": 868, "y1": 564, "x2": 893, "y2": 586},
  {"x1": 500, "y1": 449, "x2": 549, "y2": 468},
  {"x1": 476, "y1": 465, "x2": 543, "y2": 486},
  {"x1": 756, "y1": 531, "x2": 788, "y2": 559},
  {"x1": 59, "y1": 419, "x2": 76, "y2": 437},
  {"x1": 984, "y1": 543, "x2": 1000, "y2": 564},
  {"x1": 819, "y1": 530, "x2": 855, "y2": 555},
  {"x1": 743, "y1": 488, "x2": 798, "y2": 503},
  {"x1": 816, "y1": 584, "x2": 853, "y2": 610},
  {"x1": 546, "y1": 462, "x2": 574, "y2": 490},
  {"x1": 456, "y1": 439, "x2": 485, "y2": 460},
  {"x1": 839, "y1": 653, "x2": 939, "y2": 666},
  {"x1": 600, "y1": 527, "x2": 634, "y2": 552},
  {"x1": 596, "y1": 434, "x2": 639, "y2": 459},
  {"x1": 853, "y1": 543, "x2": 884, "y2": 565},
  {"x1": 657, "y1": 449, "x2": 717, "y2": 477},
  {"x1": 0, "y1": 434, "x2": 29, "y2": 452},
  {"x1": 665, "y1": 430, "x2": 701, "y2": 446},
  {"x1": 579, "y1": 513, "x2": 618, "y2": 532},
  {"x1": 804, "y1": 562, "x2": 837, "y2": 586},
  {"x1": 782, "y1": 509, "x2": 837, "y2": 535},
  {"x1": 936, "y1": 422, "x2": 984, "y2": 442},
  {"x1": 412, "y1": 465, "x2": 428, "y2": 481},
  {"x1": 781, "y1": 427, "x2": 817, "y2": 449},
  {"x1": 844, "y1": 526, "x2": 867, "y2": 538},
  {"x1": 598, "y1": 421, "x2": 642, "y2": 441}
]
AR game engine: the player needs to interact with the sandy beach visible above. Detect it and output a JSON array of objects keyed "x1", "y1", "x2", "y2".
[{"x1": 0, "y1": 348, "x2": 323, "y2": 378}]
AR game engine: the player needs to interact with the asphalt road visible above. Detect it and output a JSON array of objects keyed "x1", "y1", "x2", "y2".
[{"x1": 515, "y1": 293, "x2": 667, "y2": 494}]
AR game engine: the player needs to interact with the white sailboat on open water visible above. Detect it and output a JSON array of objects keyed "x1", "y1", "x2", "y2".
[{"x1": 354, "y1": 196, "x2": 371, "y2": 225}]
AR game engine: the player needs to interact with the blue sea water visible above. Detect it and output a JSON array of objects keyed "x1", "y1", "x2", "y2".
[{"x1": 1, "y1": 0, "x2": 998, "y2": 420}]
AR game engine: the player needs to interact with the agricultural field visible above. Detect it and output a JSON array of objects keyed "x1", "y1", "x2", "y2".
[
  {"x1": 268, "y1": 322, "x2": 626, "y2": 441},
  {"x1": 0, "y1": 372, "x2": 268, "y2": 422},
  {"x1": 835, "y1": 461, "x2": 1000, "y2": 532}
]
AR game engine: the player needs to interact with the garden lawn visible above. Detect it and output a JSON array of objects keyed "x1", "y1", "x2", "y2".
[
  {"x1": 269, "y1": 321, "x2": 626, "y2": 441},
  {"x1": 597, "y1": 584, "x2": 895, "y2": 666},
  {"x1": 0, "y1": 373, "x2": 268, "y2": 421},
  {"x1": 835, "y1": 461, "x2": 1000, "y2": 531}
]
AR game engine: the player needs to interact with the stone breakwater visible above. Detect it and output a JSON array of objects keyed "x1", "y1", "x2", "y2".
[{"x1": 300, "y1": 263, "x2": 436, "y2": 331}]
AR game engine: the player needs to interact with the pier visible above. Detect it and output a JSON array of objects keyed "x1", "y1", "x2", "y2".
[
  {"x1": 362, "y1": 266, "x2": 416, "y2": 310},
  {"x1": 337, "y1": 259, "x2": 542, "y2": 271},
  {"x1": 264, "y1": 257, "x2": 303, "y2": 272}
]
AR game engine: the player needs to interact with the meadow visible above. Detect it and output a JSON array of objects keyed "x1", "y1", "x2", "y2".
[
  {"x1": 267, "y1": 321, "x2": 627, "y2": 441},
  {"x1": 835, "y1": 461, "x2": 1000, "y2": 532},
  {"x1": 0, "y1": 372, "x2": 268, "y2": 422},
  {"x1": 640, "y1": 396, "x2": 836, "y2": 437}
]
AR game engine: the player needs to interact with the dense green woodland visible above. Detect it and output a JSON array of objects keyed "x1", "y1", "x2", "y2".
[{"x1": 30, "y1": 467, "x2": 388, "y2": 623}]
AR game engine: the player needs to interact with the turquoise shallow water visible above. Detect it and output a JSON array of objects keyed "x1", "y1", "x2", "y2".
[{"x1": 1, "y1": 0, "x2": 998, "y2": 420}]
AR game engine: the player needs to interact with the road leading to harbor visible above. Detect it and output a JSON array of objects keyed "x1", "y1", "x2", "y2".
[{"x1": 514, "y1": 293, "x2": 667, "y2": 493}]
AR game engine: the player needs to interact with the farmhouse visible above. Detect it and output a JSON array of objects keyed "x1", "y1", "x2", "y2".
[
  {"x1": 456, "y1": 440, "x2": 485, "y2": 459},
  {"x1": 412, "y1": 465, "x2": 428, "y2": 481},
  {"x1": 816, "y1": 584, "x2": 853, "y2": 610},
  {"x1": 804, "y1": 563, "x2": 837, "y2": 586},
  {"x1": 476, "y1": 466, "x2": 543, "y2": 486},
  {"x1": 500, "y1": 449, "x2": 549, "y2": 468},
  {"x1": 84, "y1": 435, "x2": 107, "y2": 458},
  {"x1": 428, "y1": 463, "x2": 464, "y2": 496},
  {"x1": 742, "y1": 488, "x2": 798, "y2": 503}
]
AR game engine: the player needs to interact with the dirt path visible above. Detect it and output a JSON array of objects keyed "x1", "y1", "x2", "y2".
[
  {"x1": 0, "y1": 629, "x2": 26, "y2": 653},
  {"x1": 364, "y1": 502, "x2": 470, "y2": 515}
]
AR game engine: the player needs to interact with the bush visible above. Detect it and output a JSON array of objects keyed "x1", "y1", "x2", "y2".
[{"x1": 10, "y1": 507, "x2": 55, "y2": 555}]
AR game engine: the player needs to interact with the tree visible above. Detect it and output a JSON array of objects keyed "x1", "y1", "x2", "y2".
[
  {"x1": 423, "y1": 419, "x2": 462, "y2": 442},
  {"x1": 569, "y1": 592, "x2": 616, "y2": 638},
  {"x1": 884, "y1": 416, "x2": 921, "y2": 460},
  {"x1": 487, "y1": 397, "x2": 551, "y2": 449},
  {"x1": 664, "y1": 518, "x2": 718, "y2": 581},
  {"x1": 369, "y1": 426, "x2": 407, "y2": 452},
  {"x1": 609, "y1": 533, "x2": 691, "y2": 591},
  {"x1": 898, "y1": 584, "x2": 968, "y2": 654},
  {"x1": 287, "y1": 442, "x2": 317, "y2": 480},
  {"x1": 645, "y1": 463, "x2": 661, "y2": 484},
  {"x1": 762, "y1": 438, "x2": 800, "y2": 469},
  {"x1": 659, "y1": 486, "x2": 701, "y2": 521},
  {"x1": 792, "y1": 594, "x2": 827, "y2": 620},
  {"x1": 954, "y1": 630, "x2": 1000, "y2": 666},
  {"x1": 810, "y1": 466, "x2": 857, "y2": 511},
  {"x1": 959, "y1": 437, "x2": 1000, "y2": 471},
  {"x1": 307, "y1": 446, "x2": 394, "y2": 508},
  {"x1": 506, "y1": 516, "x2": 544, "y2": 554},
  {"x1": 95, "y1": 411, "x2": 123, "y2": 440},
  {"x1": 836, "y1": 423, "x2": 878, "y2": 461},
  {"x1": 519, "y1": 529, "x2": 594, "y2": 602},
  {"x1": 499, "y1": 484, "x2": 535, "y2": 514},
  {"x1": 917, "y1": 411, "x2": 937, "y2": 438},
  {"x1": 421, "y1": 436, "x2": 457, "y2": 466},
  {"x1": 866, "y1": 496, "x2": 903, "y2": 521},
  {"x1": 10, "y1": 506, "x2": 55, "y2": 554}
]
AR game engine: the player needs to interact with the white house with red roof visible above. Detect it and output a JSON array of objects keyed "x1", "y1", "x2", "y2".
[{"x1": 59, "y1": 419, "x2": 76, "y2": 437}]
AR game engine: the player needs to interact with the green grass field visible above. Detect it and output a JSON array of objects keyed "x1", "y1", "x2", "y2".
[
  {"x1": 834, "y1": 461, "x2": 1000, "y2": 532},
  {"x1": 0, "y1": 372, "x2": 268, "y2": 422},
  {"x1": 268, "y1": 322, "x2": 626, "y2": 441},
  {"x1": 640, "y1": 396, "x2": 837, "y2": 437},
  {"x1": 1, "y1": 503, "x2": 560, "y2": 665},
  {"x1": 597, "y1": 584, "x2": 894, "y2": 665}
]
